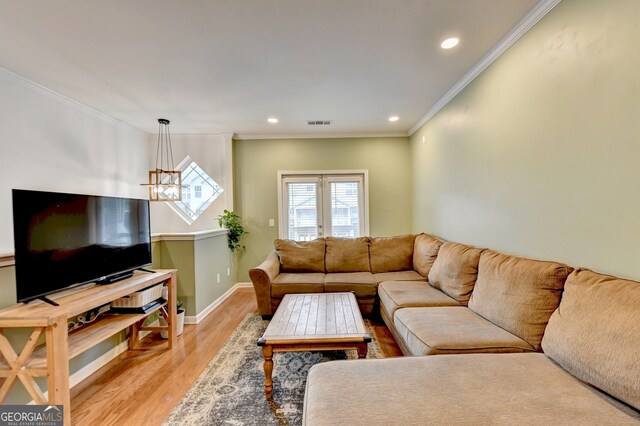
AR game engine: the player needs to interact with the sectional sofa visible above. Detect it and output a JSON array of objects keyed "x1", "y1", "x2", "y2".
[
  {"x1": 249, "y1": 235, "x2": 421, "y2": 316},
  {"x1": 250, "y1": 234, "x2": 640, "y2": 424},
  {"x1": 304, "y1": 265, "x2": 640, "y2": 424}
]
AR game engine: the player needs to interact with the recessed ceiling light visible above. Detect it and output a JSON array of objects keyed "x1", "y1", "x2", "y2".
[
  {"x1": 388, "y1": 116, "x2": 399, "y2": 122},
  {"x1": 267, "y1": 117, "x2": 278, "y2": 124},
  {"x1": 441, "y1": 37, "x2": 460, "y2": 49}
]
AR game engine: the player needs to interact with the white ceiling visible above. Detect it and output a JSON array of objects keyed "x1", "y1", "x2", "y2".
[{"x1": 0, "y1": 0, "x2": 544, "y2": 136}]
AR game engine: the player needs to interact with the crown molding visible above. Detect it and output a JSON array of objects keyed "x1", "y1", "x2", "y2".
[
  {"x1": 408, "y1": 0, "x2": 562, "y2": 135},
  {"x1": 233, "y1": 132, "x2": 408, "y2": 140},
  {"x1": 0, "y1": 66, "x2": 146, "y2": 135}
]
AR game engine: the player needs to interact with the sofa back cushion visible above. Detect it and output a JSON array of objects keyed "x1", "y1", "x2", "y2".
[
  {"x1": 541, "y1": 269, "x2": 640, "y2": 410},
  {"x1": 413, "y1": 234, "x2": 444, "y2": 277},
  {"x1": 325, "y1": 237, "x2": 370, "y2": 272},
  {"x1": 468, "y1": 250, "x2": 572, "y2": 351},
  {"x1": 274, "y1": 238, "x2": 325, "y2": 273},
  {"x1": 369, "y1": 235, "x2": 416, "y2": 273},
  {"x1": 428, "y1": 242, "x2": 483, "y2": 305}
]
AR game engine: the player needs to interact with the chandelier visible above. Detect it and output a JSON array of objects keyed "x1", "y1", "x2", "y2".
[{"x1": 141, "y1": 119, "x2": 183, "y2": 201}]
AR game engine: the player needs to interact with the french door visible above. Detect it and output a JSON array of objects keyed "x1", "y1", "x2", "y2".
[{"x1": 279, "y1": 172, "x2": 368, "y2": 241}]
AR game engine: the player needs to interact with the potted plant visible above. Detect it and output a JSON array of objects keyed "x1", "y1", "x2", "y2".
[
  {"x1": 218, "y1": 209, "x2": 248, "y2": 252},
  {"x1": 160, "y1": 300, "x2": 185, "y2": 339}
]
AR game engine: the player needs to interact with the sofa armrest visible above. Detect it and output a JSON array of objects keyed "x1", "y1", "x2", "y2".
[{"x1": 249, "y1": 250, "x2": 280, "y2": 316}]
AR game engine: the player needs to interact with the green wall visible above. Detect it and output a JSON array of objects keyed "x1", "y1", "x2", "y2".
[
  {"x1": 194, "y1": 236, "x2": 236, "y2": 314},
  {"x1": 0, "y1": 266, "x2": 17, "y2": 310},
  {"x1": 152, "y1": 233, "x2": 236, "y2": 317},
  {"x1": 234, "y1": 137, "x2": 412, "y2": 280},
  {"x1": 153, "y1": 240, "x2": 196, "y2": 315},
  {"x1": 411, "y1": 0, "x2": 640, "y2": 279}
]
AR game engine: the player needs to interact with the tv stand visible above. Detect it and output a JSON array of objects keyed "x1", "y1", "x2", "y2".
[
  {"x1": 0, "y1": 269, "x2": 177, "y2": 425},
  {"x1": 95, "y1": 270, "x2": 134, "y2": 285},
  {"x1": 36, "y1": 296, "x2": 60, "y2": 306}
]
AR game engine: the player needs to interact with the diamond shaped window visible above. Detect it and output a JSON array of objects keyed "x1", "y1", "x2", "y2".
[{"x1": 168, "y1": 156, "x2": 224, "y2": 224}]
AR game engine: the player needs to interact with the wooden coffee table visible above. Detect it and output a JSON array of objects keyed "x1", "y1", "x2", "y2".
[{"x1": 257, "y1": 292, "x2": 371, "y2": 399}]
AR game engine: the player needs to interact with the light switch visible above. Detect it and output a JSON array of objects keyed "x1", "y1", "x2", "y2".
[
  {"x1": 216, "y1": 273, "x2": 220, "y2": 283},
  {"x1": 269, "y1": 219, "x2": 275, "y2": 227}
]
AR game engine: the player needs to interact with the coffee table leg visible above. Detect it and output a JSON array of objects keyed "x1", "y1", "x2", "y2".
[
  {"x1": 357, "y1": 342, "x2": 368, "y2": 359},
  {"x1": 262, "y1": 345, "x2": 274, "y2": 399}
]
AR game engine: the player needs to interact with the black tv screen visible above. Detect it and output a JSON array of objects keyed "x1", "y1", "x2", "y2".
[{"x1": 12, "y1": 189, "x2": 152, "y2": 302}]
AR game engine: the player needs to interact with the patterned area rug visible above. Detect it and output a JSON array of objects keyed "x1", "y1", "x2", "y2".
[{"x1": 164, "y1": 312, "x2": 383, "y2": 426}]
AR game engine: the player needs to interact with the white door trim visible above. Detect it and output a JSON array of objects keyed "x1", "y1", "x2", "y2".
[{"x1": 277, "y1": 170, "x2": 370, "y2": 239}]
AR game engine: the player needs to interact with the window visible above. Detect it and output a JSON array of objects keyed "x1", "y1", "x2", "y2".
[
  {"x1": 167, "y1": 156, "x2": 224, "y2": 224},
  {"x1": 284, "y1": 179, "x2": 320, "y2": 241},
  {"x1": 278, "y1": 171, "x2": 368, "y2": 240}
]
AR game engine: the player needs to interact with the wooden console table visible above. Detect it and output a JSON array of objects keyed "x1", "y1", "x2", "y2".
[{"x1": 0, "y1": 269, "x2": 177, "y2": 425}]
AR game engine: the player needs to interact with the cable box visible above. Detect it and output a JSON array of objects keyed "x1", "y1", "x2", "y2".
[{"x1": 109, "y1": 298, "x2": 166, "y2": 314}]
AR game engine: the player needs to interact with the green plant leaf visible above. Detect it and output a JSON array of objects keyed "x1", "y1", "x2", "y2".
[{"x1": 217, "y1": 210, "x2": 247, "y2": 252}]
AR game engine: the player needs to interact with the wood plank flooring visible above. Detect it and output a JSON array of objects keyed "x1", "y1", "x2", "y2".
[{"x1": 70, "y1": 288, "x2": 402, "y2": 425}]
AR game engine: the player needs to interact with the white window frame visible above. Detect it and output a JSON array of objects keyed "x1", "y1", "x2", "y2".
[
  {"x1": 166, "y1": 155, "x2": 224, "y2": 225},
  {"x1": 277, "y1": 170, "x2": 370, "y2": 239}
]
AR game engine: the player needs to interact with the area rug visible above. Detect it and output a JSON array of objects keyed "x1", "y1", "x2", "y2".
[{"x1": 164, "y1": 312, "x2": 383, "y2": 426}]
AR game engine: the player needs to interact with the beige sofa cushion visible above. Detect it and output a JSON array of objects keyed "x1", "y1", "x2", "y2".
[
  {"x1": 373, "y1": 270, "x2": 425, "y2": 283},
  {"x1": 271, "y1": 273, "x2": 324, "y2": 297},
  {"x1": 324, "y1": 272, "x2": 377, "y2": 297},
  {"x1": 428, "y1": 242, "x2": 483, "y2": 305},
  {"x1": 304, "y1": 354, "x2": 640, "y2": 425},
  {"x1": 394, "y1": 307, "x2": 534, "y2": 356},
  {"x1": 325, "y1": 237, "x2": 370, "y2": 272},
  {"x1": 413, "y1": 233, "x2": 444, "y2": 277},
  {"x1": 542, "y1": 268, "x2": 640, "y2": 411},
  {"x1": 378, "y1": 281, "x2": 460, "y2": 322},
  {"x1": 369, "y1": 235, "x2": 415, "y2": 273},
  {"x1": 274, "y1": 238, "x2": 325, "y2": 273},
  {"x1": 468, "y1": 250, "x2": 572, "y2": 351}
]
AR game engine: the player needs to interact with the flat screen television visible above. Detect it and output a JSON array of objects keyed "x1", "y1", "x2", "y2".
[{"x1": 12, "y1": 189, "x2": 152, "y2": 303}]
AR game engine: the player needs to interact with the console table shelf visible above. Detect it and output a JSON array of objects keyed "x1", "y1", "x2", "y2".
[{"x1": 0, "y1": 269, "x2": 177, "y2": 425}]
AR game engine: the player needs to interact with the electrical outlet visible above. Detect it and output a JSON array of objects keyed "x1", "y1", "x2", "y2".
[
  {"x1": 227, "y1": 268, "x2": 230, "y2": 276},
  {"x1": 216, "y1": 273, "x2": 220, "y2": 283},
  {"x1": 269, "y1": 218, "x2": 275, "y2": 227}
]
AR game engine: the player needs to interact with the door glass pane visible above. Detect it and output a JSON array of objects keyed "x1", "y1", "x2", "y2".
[
  {"x1": 330, "y1": 181, "x2": 360, "y2": 237},
  {"x1": 287, "y1": 182, "x2": 318, "y2": 240}
]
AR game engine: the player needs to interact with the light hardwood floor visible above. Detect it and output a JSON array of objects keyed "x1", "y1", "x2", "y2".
[{"x1": 70, "y1": 288, "x2": 402, "y2": 425}]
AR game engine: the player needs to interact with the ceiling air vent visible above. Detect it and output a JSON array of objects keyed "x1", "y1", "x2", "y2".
[{"x1": 307, "y1": 120, "x2": 332, "y2": 126}]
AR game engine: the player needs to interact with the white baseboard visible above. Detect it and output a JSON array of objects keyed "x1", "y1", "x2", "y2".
[
  {"x1": 66, "y1": 323, "x2": 158, "y2": 389},
  {"x1": 68, "y1": 341, "x2": 129, "y2": 389},
  {"x1": 33, "y1": 321, "x2": 159, "y2": 402},
  {"x1": 184, "y1": 282, "x2": 253, "y2": 324}
]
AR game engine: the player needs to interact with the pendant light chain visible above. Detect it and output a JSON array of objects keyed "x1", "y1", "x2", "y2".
[
  {"x1": 156, "y1": 121, "x2": 162, "y2": 171},
  {"x1": 167, "y1": 121, "x2": 176, "y2": 172},
  {"x1": 163, "y1": 121, "x2": 168, "y2": 171}
]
